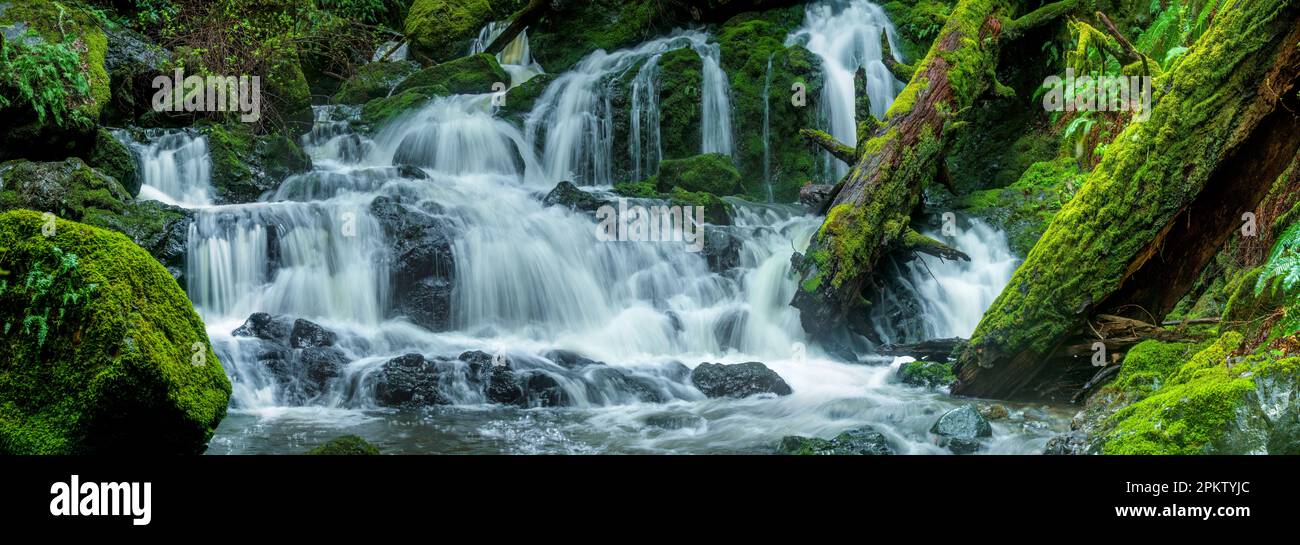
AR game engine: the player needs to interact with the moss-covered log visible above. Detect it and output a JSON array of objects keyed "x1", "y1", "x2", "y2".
[
  {"x1": 953, "y1": 0, "x2": 1300, "y2": 401},
  {"x1": 791, "y1": 0, "x2": 1022, "y2": 335},
  {"x1": 799, "y1": 129, "x2": 857, "y2": 166}
]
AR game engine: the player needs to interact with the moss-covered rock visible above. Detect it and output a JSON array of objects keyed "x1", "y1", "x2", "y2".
[
  {"x1": 87, "y1": 128, "x2": 141, "y2": 197},
  {"x1": 0, "y1": 210, "x2": 230, "y2": 454},
  {"x1": 332, "y1": 60, "x2": 421, "y2": 105},
  {"x1": 0, "y1": 158, "x2": 129, "y2": 221},
  {"x1": 404, "y1": 0, "x2": 494, "y2": 63},
  {"x1": 206, "y1": 123, "x2": 312, "y2": 204},
  {"x1": 81, "y1": 201, "x2": 193, "y2": 284},
  {"x1": 499, "y1": 73, "x2": 557, "y2": 123},
  {"x1": 956, "y1": 157, "x2": 1085, "y2": 256},
  {"x1": 264, "y1": 47, "x2": 315, "y2": 135},
  {"x1": 778, "y1": 426, "x2": 895, "y2": 455},
  {"x1": 307, "y1": 434, "x2": 380, "y2": 455},
  {"x1": 669, "y1": 187, "x2": 732, "y2": 226},
  {"x1": 654, "y1": 154, "x2": 741, "y2": 195},
  {"x1": 896, "y1": 360, "x2": 956, "y2": 389},
  {"x1": 653, "y1": 47, "x2": 706, "y2": 162},
  {"x1": 0, "y1": 0, "x2": 110, "y2": 158},
  {"x1": 394, "y1": 53, "x2": 509, "y2": 97}
]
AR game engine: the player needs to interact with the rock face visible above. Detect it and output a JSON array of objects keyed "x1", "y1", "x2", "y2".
[
  {"x1": 691, "y1": 362, "x2": 793, "y2": 398},
  {"x1": 370, "y1": 196, "x2": 455, "y2": 331},
  {"x1": 87, "y1": 129, "x2": 140, "y2": 196},
  {"x1": 0, "y1": 210, "x2": 231, "y2": 454},
  {"x1": 206, "y1": 123, "x2": 312, "y2": 204},
  {"x1": 779, "y1": 426, "x2": 895, "y2": 455},
  {"x1": 332, "y1": 60, "x2": 421, "y2": 105},
  {"x1": 0, "y1": 158, "x2": 130, "y2": 220},
  {"x1": 930, "y1": 405, "x2": 993, "y2": 454}
]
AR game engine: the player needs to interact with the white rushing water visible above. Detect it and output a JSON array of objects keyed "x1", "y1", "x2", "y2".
[
  {"x1": 786, "y1": 0, "x2": 904, "y2": 177},
  {"x1": 172, "y1": 17, "x2": 1069, "y2": 455},
  {"x1": 525, "y1": 30, "x2": 734, "y2": 185},
  {"x1": 122, "y1": 130, "x2": 215, "y2": 207}
]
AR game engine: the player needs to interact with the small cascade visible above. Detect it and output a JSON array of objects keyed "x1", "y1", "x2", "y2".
[
  {"x1": 123, "y1": 129, "x2": 214, "y2": 207},
  {"x1": 526, "y1": 30, "x2": 733, "y2": 186},
  {"x1": 372, "y1": 41, "x2": 408, "y2": 62},
  {"x1": 786, "y1": 0, "x2": 904, "y2": 177},
  {"x1": 628, "y1": 56, "x2": 663, "y2": 182},
  {"x1": 469, "y1": 20, "x2": 544, "y2": 86}
]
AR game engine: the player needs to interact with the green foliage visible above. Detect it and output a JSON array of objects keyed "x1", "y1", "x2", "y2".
[
  {"x1": 331, "y1": 60, "x2": 420, "y2": 105},
  {"x1": 0, "y1": 30, "x2": 91, "y2": 127},
  {"x1": 1258, "y1": 222, "x2": 1300, "y2": 294},
  {"x1": 896, "y1": 360, "x2": 955, "y2": 389},
  {"x1": 653, "y1": 154, "x2": 741, "y2": 196},
  {"x1": 2, "y1": 246, "x2": 98, "y2": 349}
]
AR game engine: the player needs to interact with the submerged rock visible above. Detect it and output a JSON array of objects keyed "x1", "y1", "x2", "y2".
[
  {"x1": 691, "y1": 362, "x2": 793, "y2": 398},
  {"x1": 373, "y1": 353, "x2": 450, "y2": 407},
  {"x1": 233, "y1": 312, "x2": 295, "y2": 344},
  {"x1": 779, "y1": 426, "x2": 895, "y2": 455},
  {"x1": 291, "y1": 318, "x2": 338, "y2": 348},
  {"x1": 0, "y1": 210, "x2": 230, "y2": 454},
  {"x1": 308, "y1": 435, "x2": 380, "y2": 455}
]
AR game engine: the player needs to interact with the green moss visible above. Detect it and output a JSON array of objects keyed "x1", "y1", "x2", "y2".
[
  {"x1": 897, "y1": 360, "x2": 956, "y2": 389},
  {"x1": 331, "y1": 60, "x2": 420, "y2": 105},
  {"x1": 528, "y1": 0, "x2": 662, "y2": 73},
  {"x1": 0, "y1": 210, "x2": 230, "y2": 454},
  {"x1": 87, "y1": 129, "x2": 140, "y2": 197},
  {"x1": 654, "y1": 154, "x2": 741, "y2": 195},
  {"x1": 656, "y1": 47, "x2": 705, "y2": 161},
  {"x1": 956, "y1": 157, "x2": 1086, "y2": 255},
  {"x1": 393, "y1": 53, "x2": 509, "y2": 96},
  {"x1": 264, "y1": 47, "x2": 314, "y2": 131},
  {"x1": 1109, "y1": 340, "x2": 1207, "y2": 398},
  {"x1": 405, "y1": 0, "x2": 494, "y2": 62},
  {"x1": 612, "y1": 180, "x2": 660, "y2": 199},
  {"x1": 308, "y1": 434, "x2": 380, "y2": 455},
  {"x1": 0, "y1": 158, "x2": 129, "y2": 221},
  {"x1": 500, "y1": 73, "x2": 558, "y2": 121},
  {"x1": 960, "y1": 0, "x2": 1299, "y2": 378},
  {"x1": 882, "y1": 0, "x2": 957, "y2": 61},
  {"x1": 206, "y1": 123, "x2": 311, "y2": 204},
  {"x1": 668, "y1": 187, "x2": 732, "y2": 226}
]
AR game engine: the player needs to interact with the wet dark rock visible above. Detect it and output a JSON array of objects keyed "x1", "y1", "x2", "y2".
[
  {"x1": 798, "y1": 183, "x2": 835, "y2": 211},
  {"x1": 232, "y1": 313, "x2": 294, "y2": 344},
  {"x1": 543, "y1": 349, "x2": 605, "y2": 370},
  {"x1": 930, "y1": 405, "x2": 992, "y2": 454},
  {"x1": 373, "y1": 353, "x2": 449, "y2": 407},
  {"x1": 290, "y1": 318, "x2": 338, "y2": 348},
  {"x1": 702, "y1": 226, "x2": 743, "y2": 272},
  {"x1": 395, "y1": 164, "x2": 429, "y2": 179},
  {"x1": 370, "y1": 196, "x2": 455, "y2": 331},
  {"x1": 523, "y1": 372, "x2": 572, "y2": 407},
  {"x1": 485, "y1": 367, "x2": 525, "y2": 406},
  {"x1": 1044, "y1": 431, "x2": 1091, "y2": 455},
  {"x1": 542, "y1": 181, "x2": 611, "y2": 214},
  {"x1": 300, "y1": 346, "x2": 349, "y2": 396},
  {"x1": 691, "y1": 362, "x2": 793, "y2": 398},
  {"x1": 779, "y1": 426, "x2": 894, "y2": 455}
]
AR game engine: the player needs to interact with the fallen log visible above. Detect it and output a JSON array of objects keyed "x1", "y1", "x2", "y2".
[
  {"x1": 799, "y1": 129, "x2": 857, "y2": 166},
  {"x1": 878, "y1": 337, "x2": 966, "y2": 362},
  {"x1": 953, "y1": 0, "x2": 1300, "y2": 401}
]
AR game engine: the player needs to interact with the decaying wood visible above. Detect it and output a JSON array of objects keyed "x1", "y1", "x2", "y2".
[
  {"x1": 800, "y1": 129, "x2": 857, "y2": 166},
  {"x1": 879, "y1": 33, "x2": 914, "y2": 82},
  {"x1": 879, "y1": 337, "x2": 966, "y2": 362},
  {"x1": 485, "y1": 0, "x2": 549, "y2": 56}
]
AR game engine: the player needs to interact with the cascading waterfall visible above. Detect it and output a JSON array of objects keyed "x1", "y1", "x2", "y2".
[
  {"x1": 122, "y1": 129, "x2": 214, "y2": 206},
  {"x1": 786, "y1": 0, "x2": 904, "y2": 177},
  {"x1": 469, "y1": 21, "x2": 544, "y2": 86},
  {"x1": 628, "y1": 56, "x2": 663, "y2": 182},
  {"x1": 202, "y1": 24, "x2": 1069, "y2": 454},
  {"x1": 526, "y1": 30, "x2": 733, "y2": 186}
]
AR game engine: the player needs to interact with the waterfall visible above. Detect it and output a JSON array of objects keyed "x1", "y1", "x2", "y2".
[
  {"x1": 199, "y1": 23, "x2": 1068, "y2": 454},
  {"x1": 469, "y1": 21, "x2": 544, "y2": 86},
  {"x1": 787, "y1": 0, "x2": 904, "y2": 177},
  {"x1": 526, "y1": 30, "x2": 733, "y2": 186},
  {"x1": 123, "y1": 129, "x2": 214, "y2": 207},
  {"x1": 628, "y1": 56, "x2": 663, "y2": 182},
  {"x1": 867, "y1": 219, "x2": 1020, "y2": 345},
  {"x1": 761, "y1": 54, "x2": 775, "y2": 203},
  {"x1": 695, "y1": 41, "x2": 734, "y2": 157}
]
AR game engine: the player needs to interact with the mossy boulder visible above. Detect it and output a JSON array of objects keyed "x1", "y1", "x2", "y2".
[
  {"x1": 500, "y1": 73, "x2": 557, "y2": 123},
  {"x1": 81, "y1": 201, "x2": 193, "y2": 284},
  {"x1": 654, "y1": 154, "x2": 741, "y2": 195},
  {"x1": 100, "y1": 23, "x2": 171, "y2": 126},
  {"x1": 0, "y1": 210, "x2": 230, "y2": 454},
  {"x1": 206, "y1": 123, "x2": 312, "y2": 204},
  {"x1": 895, "y1": 360, "x2": 955, "y2": 389},
  {"x1": 392, "y1": 53, "x2": 509, "y2": 97},
  {"x1": 332, "y1": 60, "x2": 421, "y2": 105},
  {"x1": 404, "y1": 0, "x2": 494, "y2": 63},
  {"x1": 264, "y1": 48, "x2": 315, "y2": 135},
  {"x1": 955, "y1": 157, "x2": 1086, "y2": 256},
  {"x1": 87, "y1": 129, "x2": 140, "y2": 197},
  {"x1": 307, "y1": 434, "x2": 380, "y2": 455},
  {"x1": 0, "y1": 158, "x2": 129, "y2": 221},
  {"x1": 1097, "y1": 333, "x2": 1300, "y2": 455},
  {"x1": 0, "y1": 0, "x2": 110, "y2": 158}
]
